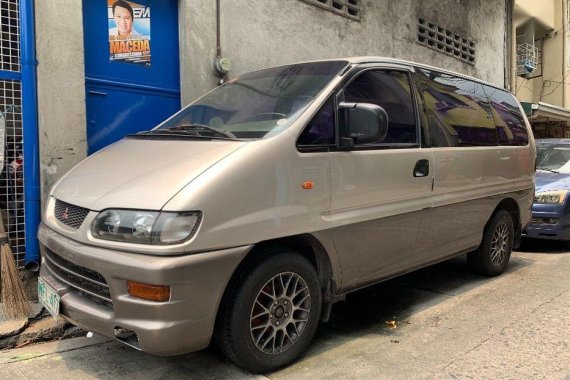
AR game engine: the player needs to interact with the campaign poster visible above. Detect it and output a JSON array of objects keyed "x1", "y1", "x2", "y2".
[{"x1": 108, "y1": 0, "x2": 151, "y2": 65}]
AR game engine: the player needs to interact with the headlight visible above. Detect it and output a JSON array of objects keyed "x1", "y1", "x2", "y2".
[
  {"x1": 534, "y1": 190, "x2": 569, "y2": 204},
  {"x1": 92, "y1": 209, "x2": 201, "y2": 245}
]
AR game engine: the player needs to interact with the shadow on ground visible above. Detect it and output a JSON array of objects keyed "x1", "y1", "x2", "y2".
[
  {"x1": 52, "y1": 253, "x2": 536, "y2": 379},
  {"x1": 311, "y1": 253, "x2": 532, "y2": 343},
  {"x1": 518, "y1": 238, "x2": 570, "y2": 254}
]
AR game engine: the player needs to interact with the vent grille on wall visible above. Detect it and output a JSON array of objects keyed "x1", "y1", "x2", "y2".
[
  {"x1": 0, "y1": 0, "x2": 21, "y2": 72},
  {"x1": 417, "y1": 18, "x2": 475, "y2": 65},
  {"x1": 300, "y1": 0, "x2": 361, "y2": 21}
]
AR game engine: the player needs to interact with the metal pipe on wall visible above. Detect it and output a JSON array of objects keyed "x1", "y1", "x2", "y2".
[
  {"x1": 563, "y1": 0, "x2": 567, "y2": 108},
  {"x1": 216, "y1": 0, "x2": 221, "y2": 57},
  {"x1": 20, "y1": 0, "x2": 40, "y2": 266},
  {"x1": 505, "y1": 0, "x2": 514, "y2": 90}
]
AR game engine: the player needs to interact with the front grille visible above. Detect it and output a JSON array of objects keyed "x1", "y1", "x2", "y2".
[
  {"x1": 54, "y1": 199, "x2": 90, "y2": 229},
  {"x1": 43, "y1": 247, "x2": 113, "y2": 309}
]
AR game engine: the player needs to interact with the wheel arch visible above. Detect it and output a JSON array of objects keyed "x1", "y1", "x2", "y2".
[
  {"x1": 214, "y1": 233, "x2": 336, "y2": 332},
  {"x1": 492, "y1": 197, "x2": 521, "y2": 248}
]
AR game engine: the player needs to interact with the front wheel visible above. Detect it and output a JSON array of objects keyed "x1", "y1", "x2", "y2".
[
  {"x1": 216, "y1": 252, "x2": 322, "y2": 373},
  {"x1": 468, "y1": 209, "x2": 514, "y2": 276}
]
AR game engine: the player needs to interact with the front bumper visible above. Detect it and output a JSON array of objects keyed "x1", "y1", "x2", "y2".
[
  {"x1": 522, "y1": 207, "x2": 570, "y2": 241},
  {"x1": 38, "y1": 222, "x2": 251, "y2": 355},
  {"x1": 523, "y1": 223, "x2": 570, "y2": 241}
]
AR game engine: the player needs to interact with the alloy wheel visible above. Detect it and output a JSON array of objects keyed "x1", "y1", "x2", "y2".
[
  {"x1": 490, "y1": 221, "x2": 510, "y2": 265},
  {"x1": 249, "y1": 272, "x2": 311, "y2": 355}
]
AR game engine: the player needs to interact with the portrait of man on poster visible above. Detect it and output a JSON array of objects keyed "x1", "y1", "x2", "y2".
[{"x1": 109, "y1": 0, "x2": 141, "y2": 39}]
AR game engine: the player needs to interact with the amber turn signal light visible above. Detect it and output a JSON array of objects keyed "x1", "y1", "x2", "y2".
[
  {"x1": 127, "y1": 281, "x2": 170, "y2": 302},
  {"x1": 302, "y1": 181, "x2": 314, "y2": 190}
]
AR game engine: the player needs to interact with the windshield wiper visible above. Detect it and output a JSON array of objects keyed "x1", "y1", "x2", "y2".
[
  {"x1": 537, "y1": 167, "x2": 560, "y2": 173},
  {"x1": 166, "y1": 124, "x2": 238, "y2": 140},
  {"x1": 136, "y1": 124, "x2": 238, "y2": 140}
]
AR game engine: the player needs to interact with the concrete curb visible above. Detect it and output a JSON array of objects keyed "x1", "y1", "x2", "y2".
[
  {"x1": 0, "y1": 335, "x2": 113, "y2": 365},
  {"x1": 0, "y1": 302, "x2": 86, "y2": 350}
]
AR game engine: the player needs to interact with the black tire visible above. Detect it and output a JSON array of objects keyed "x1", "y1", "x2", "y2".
[
  {"x1": 468, "y1": 209, "x2": 514, "y2": 276},
  {"x1": 216, "y1": 251, "x2": 322, "y2": 373}
]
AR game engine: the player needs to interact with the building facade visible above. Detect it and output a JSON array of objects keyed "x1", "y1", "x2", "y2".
[
  {"x1": 513, "y1": 0, "x2": 570, "y2": 138},
  {"x1": 1, "y1": 0, "x2": 513, "y2": 264}
]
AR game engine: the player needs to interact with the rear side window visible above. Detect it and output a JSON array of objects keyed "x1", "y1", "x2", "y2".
[
  {"x1": 483, "y1": 86, "x2": 529, "y2": 146},
  {"x1": 415, "y1": 68, "x2": 498, "y2": 147},
  {"x1": 343, "y1": 70, "x2": 418, "y2": 145}
]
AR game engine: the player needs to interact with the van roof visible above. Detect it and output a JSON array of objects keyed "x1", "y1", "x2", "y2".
[
  {"x1": 345, "y1": 57, "x2": 509, "y2": 93},
  {"x1": 288, "y1": 56, "x2": 508, "y2": 94}
]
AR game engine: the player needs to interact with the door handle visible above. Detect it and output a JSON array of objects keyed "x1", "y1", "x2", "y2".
[
  {"x1": 413, "y1": 159, "x2": 430, "y2": 177},
  {"x1": 88, "y1": 90, "x2": 107, "y2": 96}
]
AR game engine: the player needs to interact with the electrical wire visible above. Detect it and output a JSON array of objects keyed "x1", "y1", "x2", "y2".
[
  {"x1": 540, "y1": 18, "x2": 570, "y2": 39},
  {"x1": 540, "y1": 71, "x2": 570, "y2": 99},
  {"x1": 515, "y1": 81, "x2": 536, "y2": 96}
]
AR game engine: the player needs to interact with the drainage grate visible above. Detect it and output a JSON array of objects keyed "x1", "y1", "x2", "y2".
[
  {"x1": 417, "y1": 18, "x2": 475, "y2": 65},
  {"x1": 300, "y1": 0, "x2": 361, "y2": 21}
]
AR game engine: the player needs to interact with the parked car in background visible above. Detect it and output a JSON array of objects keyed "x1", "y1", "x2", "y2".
[{"x1": 524, "y1": 139, "x2": 570, "y2": 242}]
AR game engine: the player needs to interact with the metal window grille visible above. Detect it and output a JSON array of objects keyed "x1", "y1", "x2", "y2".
[
  {"x1": 0, "y1": 0, "x2": 20, "y2": 72},
  {"x1": 0, "y1": 79, "x2": 25, "y2": 265},
  {"x1": 516, "y1": 42, "x2": 539, "y2": 78},
  {"x1": 0, "y1": 0, "x2": 25, "y2": 265},
  {"x1": 417, "y1": 18, "x2": 476, "y2": 66},
  {"x1": 300, "y1": 0, "x2": 361, "y2": 21}
]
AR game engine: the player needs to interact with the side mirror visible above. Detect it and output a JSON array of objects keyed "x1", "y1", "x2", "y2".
[{"x1": 339, "y1": 102, "x2": 389, "y2": 147}]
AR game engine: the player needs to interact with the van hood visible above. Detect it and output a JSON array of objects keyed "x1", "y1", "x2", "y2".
[
  {"x1": 51, "y1": 139, "x2": 246, "y2": 211},
  {"x1": 535, "y1": 170, "x2": 570, "y2": 192}
]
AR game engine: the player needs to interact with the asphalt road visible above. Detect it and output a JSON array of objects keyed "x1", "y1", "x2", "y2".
[{"x1": 1, "y1": 240, "x2": 569, "y2": 379}]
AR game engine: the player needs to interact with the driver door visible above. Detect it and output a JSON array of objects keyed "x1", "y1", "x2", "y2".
[{"x1": 329, "y1": 66, "x2": 434, "y2": 290}]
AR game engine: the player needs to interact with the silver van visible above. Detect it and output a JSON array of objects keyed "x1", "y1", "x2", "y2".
[{"x1": 38, "y1": 57, "x2": 535, "y2": 372}]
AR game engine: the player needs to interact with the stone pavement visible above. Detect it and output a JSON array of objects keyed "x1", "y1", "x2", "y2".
[{"x1": 0, "y1": 242, "x2": 568, "y2": 379}]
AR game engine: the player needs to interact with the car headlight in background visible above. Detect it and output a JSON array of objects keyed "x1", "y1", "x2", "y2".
[
  {"x1": 92, "y1": 209, "x2": 202, "y2": 245},
  {"x1": 534, "y1": 190, "x2": 570, "y2": 204}
]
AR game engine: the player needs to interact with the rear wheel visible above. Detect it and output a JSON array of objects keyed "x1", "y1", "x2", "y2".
[
  {"x1": 216, "y1": 251, "x2": 322, "y2": 373},
  {"x1": 468, "y1": 210, "x2": 514, "y2": 276}
]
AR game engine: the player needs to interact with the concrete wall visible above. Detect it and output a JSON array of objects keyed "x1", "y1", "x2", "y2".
[
  {"x1": 514, "y1": 0, "x2": 569, "y2": 107},
  {"x1": 35, "y1": 0, "x2": 87, "y2": 205},
  {"x1": 516, "y1": 0, "x2": 556, "y2": 29},
  {"x1": 34, "y1": 0, "x2": 509, "y2": 202},
  {"x1": 180, "y1": 0, "x2": 508, "y2": 105},
  {"x1": 541, "y1": 0, "x2": 565, "y2": 106}
]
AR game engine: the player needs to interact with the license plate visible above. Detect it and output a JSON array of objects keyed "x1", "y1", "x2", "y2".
[{"x1": 38, "y1": 277, "x2": 60, "y2": 319}]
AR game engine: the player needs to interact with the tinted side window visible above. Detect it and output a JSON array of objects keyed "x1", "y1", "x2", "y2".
[
  {"x1": 484, "y1": 86, "x2": 529, "y2": 146},
  {"x1": 343, "y1": 70, "x2": 417, "y2": 145},
  {"x1": 415, "y1": 68, "x2": 498, "y2": 147},
  {"x1": 297, "y1": 97, "x2": 335, "y2": 147}
]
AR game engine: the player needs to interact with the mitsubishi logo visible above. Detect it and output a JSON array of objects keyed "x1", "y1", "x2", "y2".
[{"x1": 62, "y1": 207, "x2": 69, "y2": 220}]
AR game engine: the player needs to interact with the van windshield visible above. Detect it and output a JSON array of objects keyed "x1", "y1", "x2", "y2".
[{"x1": 155, "y1": 61, "x2": 348, "y2": 140}]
